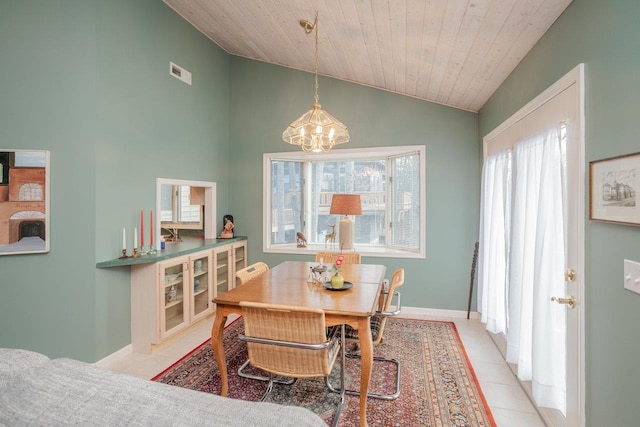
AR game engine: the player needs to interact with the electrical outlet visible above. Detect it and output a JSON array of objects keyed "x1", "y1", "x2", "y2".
[{"x1": 623, "y1": 259, "x2": 640, "y2": 295}]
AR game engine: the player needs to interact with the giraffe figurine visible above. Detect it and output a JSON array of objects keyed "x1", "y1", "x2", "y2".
[{"x1": 324, "y1": 224, "x2": 336, "y2": 249}]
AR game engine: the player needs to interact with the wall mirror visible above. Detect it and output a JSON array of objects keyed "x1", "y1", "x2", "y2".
[
  {"x1": 0, "y1": 149, "x2": 50, "y2": 255},
  {"x1": 156, "y1": 178, "x2": 216, "y2": 241}
]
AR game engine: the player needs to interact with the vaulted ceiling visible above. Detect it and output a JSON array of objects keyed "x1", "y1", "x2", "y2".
[{"x1": 163, "y1": 0, "x2": 572, "y2": 112}]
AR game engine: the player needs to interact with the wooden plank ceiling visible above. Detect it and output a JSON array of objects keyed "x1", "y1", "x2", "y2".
[{"x1": 163, "y1": 0, "x2": 572, "y2": 112}]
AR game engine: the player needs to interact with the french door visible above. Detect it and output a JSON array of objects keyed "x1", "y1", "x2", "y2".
[{"x1": 480, "y1": 64, "x2": 584, "y2": 427}]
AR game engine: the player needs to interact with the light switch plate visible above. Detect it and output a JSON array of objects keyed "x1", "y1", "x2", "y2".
[{"x1": 623, "y1": 259, "x2": 640, "y2": 294}]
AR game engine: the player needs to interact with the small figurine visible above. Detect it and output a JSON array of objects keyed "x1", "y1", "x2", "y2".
[
  {"x1": 296, "y1": 232, "x2": 307, "y2": 247},
  {"x1": 220, "y1": 220, "x2": 234, "y2": 239},
  {"x1": 324, "y1": 224, "x2": 336, "y2": 248}
]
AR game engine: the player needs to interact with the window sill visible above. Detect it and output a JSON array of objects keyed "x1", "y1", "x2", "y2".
[{"x1": 263, "y1": 243, "x2": 424, "y2": 259}]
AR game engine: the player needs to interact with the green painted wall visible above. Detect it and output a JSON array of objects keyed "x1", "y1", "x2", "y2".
[
  {"x1": 228, "y1": 57, "x2": 480, "y2": 312},
  {"x1": 0, "y1": 0, "x2": 229, "y2": 362},
  {"x1": 93, "y1": 0, "x2": 230, "y2": 359},
  {"x1": 479, "y1": 0, "x2": 640, "y2": 424},
  {"x1": 1, "y1": 1, "x2": 480, "y2": 366},
  {"x1": 0, "y1": 0, "x2": 98, "y2": 361}
]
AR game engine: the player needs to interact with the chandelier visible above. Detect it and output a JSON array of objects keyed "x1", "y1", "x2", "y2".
[{"x1": 282, "y1": 13, "x2": 349, "y2": 152}]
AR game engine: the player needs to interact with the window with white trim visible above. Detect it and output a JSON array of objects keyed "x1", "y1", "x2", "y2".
[{"x1": 263, "y1": 146, "x2": 425, "y2": 258}]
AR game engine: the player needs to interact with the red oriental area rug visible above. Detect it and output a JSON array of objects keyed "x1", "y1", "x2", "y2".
[{"x1": 153, "y1": 318, "x2": 496, "y2": 427}]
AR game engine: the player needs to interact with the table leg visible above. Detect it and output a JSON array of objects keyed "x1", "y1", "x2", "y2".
[
  {"x1": 358, "y1": 317, "x2": 372, "y2": 427},
  {"x1": 211, "y1": 307, "x2": 229, "y2": 396}
]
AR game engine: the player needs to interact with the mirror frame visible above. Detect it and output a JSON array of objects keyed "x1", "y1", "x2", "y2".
[{"x1": 156, "y1": 178, "x2": 216, "y2": 240}]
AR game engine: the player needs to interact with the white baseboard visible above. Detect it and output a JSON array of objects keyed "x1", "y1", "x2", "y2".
[
  {"x1": 94, "y1": 344, "x2": 132, "y2": 368},
  {"x1": 399, "y1": 306, "x2": 481, "y2": 320},
  {"x1": 93, "y1": 308, "x2": 479, "y2": 366}
]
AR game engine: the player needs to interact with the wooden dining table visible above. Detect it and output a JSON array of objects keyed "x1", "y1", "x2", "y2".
[{"x1": 210, "y1": 260, "x2": 386, "y2": 427}]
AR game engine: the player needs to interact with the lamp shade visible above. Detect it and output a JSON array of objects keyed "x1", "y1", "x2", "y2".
[{"x1": 329, "y1": 194, "x2": 362, "y2": 216}]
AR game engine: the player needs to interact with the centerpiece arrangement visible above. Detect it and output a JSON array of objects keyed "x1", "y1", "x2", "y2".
[
  {"x1": 311, "y1": 254, "x2": 353, "y2": 290},
  {"x1": 330, "y1": 255, "x2": 345, "y2": 289}
]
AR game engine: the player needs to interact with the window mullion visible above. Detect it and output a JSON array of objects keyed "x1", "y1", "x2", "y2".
[
  {"x1": 386, "y1": 159, "x2": 392, "y2": 249},
  {"x1": 303, "y1": 161, "x2": 312, "y2": 239}
]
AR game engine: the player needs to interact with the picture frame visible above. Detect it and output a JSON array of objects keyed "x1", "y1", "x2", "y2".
[
  {"x1": 0, "y1": 149, "x2": 50, "y2": 255},
  {"x1": 589, "y1": 152, "x2": 640, "y2": 225}
]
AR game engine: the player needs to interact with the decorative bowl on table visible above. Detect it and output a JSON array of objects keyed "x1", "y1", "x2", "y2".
[{"x1": 322, "y1": 281, "x2": 353, "y2": 291}]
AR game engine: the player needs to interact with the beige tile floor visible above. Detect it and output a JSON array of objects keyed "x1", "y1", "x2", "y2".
[{"x1": 102, "y1": 313, "x2": 546, "y2": 427}]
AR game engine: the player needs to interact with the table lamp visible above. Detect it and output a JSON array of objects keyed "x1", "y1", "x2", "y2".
[{"x1": 329, "y1": 194, "x2": 362, "y2": 250}]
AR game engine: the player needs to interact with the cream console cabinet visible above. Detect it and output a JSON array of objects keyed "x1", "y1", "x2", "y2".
[{"x1": 130, "y1": 241, "x2": 247, "y2": 354}]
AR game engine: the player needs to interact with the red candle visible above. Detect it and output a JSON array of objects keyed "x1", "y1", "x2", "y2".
[
  {"x1": 140, "y1": 209, "x2": 144, "y2": 248},
  {"x1": 150, "y1": 210, "x2": 154, "y2": 247}
]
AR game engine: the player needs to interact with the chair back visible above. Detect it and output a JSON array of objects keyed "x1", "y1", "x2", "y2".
[
  {"x1": 372, "y1": 268, "x2": 404, "y2": 344},
  {"x1": 236, "y1": 262, "x2": 269, "y2": 285},
  {"x1": 383, "y1": 268, "x2": 404, "y2": 312},
  {"x1": 239, "y1": 302, "x2": 339, "y2": 378},
  {"x1": 314, "y1": 252, "x2": 361, "y2": 264}
]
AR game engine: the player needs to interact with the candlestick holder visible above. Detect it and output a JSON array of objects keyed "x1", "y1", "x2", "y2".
[
  {"x1": 148, "y1": 246, "x2": 157, "y2": 255},
  {"x1": 119, "y1": 249, "x2": 129, "y2": 259},
  {"x1": 132, "y1": 248, "x2": 141, "y2": 258}
]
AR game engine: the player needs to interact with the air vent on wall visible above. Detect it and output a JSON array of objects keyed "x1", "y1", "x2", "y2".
[{"x1": 170, "y1": 61, "x2": 192, "y2": 86}]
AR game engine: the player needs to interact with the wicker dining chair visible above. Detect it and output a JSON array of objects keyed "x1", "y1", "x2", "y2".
[
  {"x1": 235, "y1": 262, "x2": 269, "y2": 285},
  {"x1": 314, "y1": 252, "x2": 361, "y2": 264},
  {"x1": 329, "y1": 268, "x2": 404, "y2": 400},
  {"x1": 234, "y1": 262, "x2": 294, "y2": 384},
  {"x1": 239, "y1": 302, "x2": 346, "y2": 427}
]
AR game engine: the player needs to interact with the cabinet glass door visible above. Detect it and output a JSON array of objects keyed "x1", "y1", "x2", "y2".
[
  {"x1": 191, "y1": 252, "x2": 212, "y2": 321},
  {"x1": 233, "y1": 242, "x2": 247, "y2": 287},
  {"x1": 215, "y1": 248, "x2": 231, "y2": 296},
  {"x1": 160, "y1": 260, "x2": 188, "y2": 337}
]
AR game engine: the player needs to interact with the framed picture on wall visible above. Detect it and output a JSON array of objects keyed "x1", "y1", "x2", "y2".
[
  {"x1": 590, "y1": 152, "x2": 640, "y2": 225},
  {"x1": 0, "y1": 149, "x2": 50, "y2": 255}
]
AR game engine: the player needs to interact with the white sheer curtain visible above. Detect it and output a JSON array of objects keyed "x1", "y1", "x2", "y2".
[
  {"x1": 477, "y1": 150, "x2": 511, "y2": 335},
  {"x1": 478, "y1": 125, "x2": 567, "y2": 414},
  {"x1": 506, "y1": 126, "x2": 567, "y2": 414}
]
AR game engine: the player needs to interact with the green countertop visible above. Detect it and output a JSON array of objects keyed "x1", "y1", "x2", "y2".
[{"x1": 96, "y1": 236, "x2": 247, "y2": 268}]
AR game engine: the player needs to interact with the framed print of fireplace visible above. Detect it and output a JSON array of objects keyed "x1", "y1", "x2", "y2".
[{"x1": 0, "y1": 149, "x2": 50, "y2": 255}]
